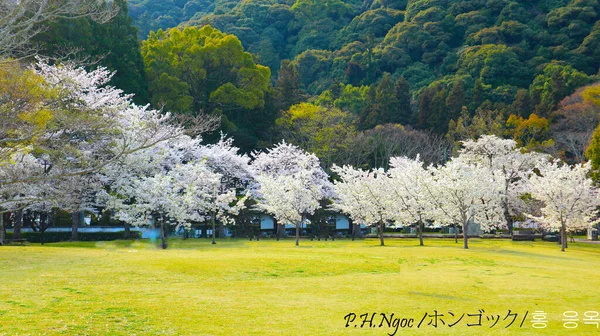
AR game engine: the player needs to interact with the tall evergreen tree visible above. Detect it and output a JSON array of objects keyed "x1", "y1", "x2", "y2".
[
  {"x1": 274, "y1": 59, "x2": 305, "y2": 111},
  {"x1": 429, "y1": 86, "x2": 448, "y2": 134},
  {"x1": 395, "y1": 76, "x2": 412, "y2": 125},
  {"x1": 374, "y1": 72, "x2": 400, "y2": 123},
  {"x1": 445, "y1": 81, "x2": 466, "y2": 123},
  {"x1": 358, "y1": 83, "x2": 377, "y2": 130},
  {"x1": 418, "y1": 85, "x2": 435, "y2": 130}
]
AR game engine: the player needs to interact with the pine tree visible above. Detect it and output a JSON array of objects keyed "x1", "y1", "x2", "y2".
[
  {"x1": 275, "y1": 59, "x2": 305, "y2": 111},
  {"x1": 445, "y1": 81, "x2": 466, "y2": 123},
  {"x1": 395, "y1": 76, "x2": 412, "y2": 125}
]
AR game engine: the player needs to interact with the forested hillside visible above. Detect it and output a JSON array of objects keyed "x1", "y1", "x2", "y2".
[{"x1": 37, "y1": 0, "x2": 600, "y2": 167}]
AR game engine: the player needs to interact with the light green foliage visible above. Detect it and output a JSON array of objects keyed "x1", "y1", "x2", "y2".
[
  {"x1": 582, "y1": 82, "x2": 600, "y2": 107},
  {"x1": 506, "y1": 113, "x2": 554, "y2": 150},
  {"x1": 529, "y1": 62, "x2": 590, "y2": 116},
  {"x1": 0, "y1": 63, "x2": 57, "y2": 159},
  {"x1": 142, "y1": 25, "x2": 270, "y2": 114},
  {"x1": 586, "y1": 124, "x2": 600, "y2": 176},
  {"x1": 276, "y1": 102, "x2": 356, "y2": 167},
  {"x1": 333, "y1": 84, "x2": 370, "y2": 115},
  {"x1": 141, "y1": 25, "x2": 273, "y2": 151}
]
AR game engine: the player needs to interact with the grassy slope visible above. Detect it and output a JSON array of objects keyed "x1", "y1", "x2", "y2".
[{"x1": 0, "y1": 238, "x2": 598, "y2": 335}]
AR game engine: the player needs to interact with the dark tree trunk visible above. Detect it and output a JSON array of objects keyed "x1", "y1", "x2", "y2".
[
  {"x1": 503, "y1": 198, "x2": 512, "y2": 235},
  {"x1": 211, "y1": 211, "x2": 216, "y2": 244},
  {"x1": 40, "y1": 211, "x2": 51, "y2": 245},
  {"x1": 71, "y1": 211, "x2": 80, "y2": 241},
  {"x1": 160, "y1": 215, "x2": 167, "y2": 249},
  {"x1": 418, "y1": 220, "x2": 424, "y2": 246},
  {"x1": 463, "y1": 220, "x2": 469, "y2": 249},
  {"x1": 295, "y1": 224, "x2": 300, "y2": 246},
  {"x1": 561, "y1": 221, "x2": 566, "y2": 252},
  {"x1": 453, "y1": 224, "x2": 458, "y2": 243},
  {"x1": 0, "y1": 212, "x2": 4, "y2": 245},
  {"x1": 14, "y1": 210, "x2": 23, "y2": 240},
  {"x1": 379, "y1": 221, "x2": 385, "y2": 246},
  {"x1": 124, "y1": 221, "x2": 131, "y2": 239}
]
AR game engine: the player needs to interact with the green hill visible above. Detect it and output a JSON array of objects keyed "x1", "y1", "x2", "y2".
[{"x1": 122, "y1": 0, "x2": 600, "y2": 162}]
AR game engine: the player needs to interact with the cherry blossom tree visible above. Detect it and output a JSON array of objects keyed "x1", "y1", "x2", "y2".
[
  {"x1": 388, "y1": 155, "x2": 435, "y2": 246},
  {"x1": 100, "y1": 134, "x2": 251, "y2": 247},
  {"x1": 196, "y1": 135, "x2": 254, "y2": 239},
  {"x1": 170, "y1": 161, "x2": 249, "y2": 244},
  {"x1": 1, "y1": 60, "x2": 218, "y2": 187},
  {"x1": 331, "y1": 165, "x2": 393, "y2": 246},
  {"x1": 0, "y1": 151, "x2": 46, "y2": 244},
  {"x1": 426, "y1": 158, "x2": 504, "y2": 249},
  {"x1": 0, "y1": 60, "x2": 217, "y2": 244},
  {"x1": 99, "y1": 135, "x2": 204, "y2": 248},
  {"x1": 459, "y1": 135, "x2": 547, "y2": 234},
  {"x1": 528, "y1": 161, "x2": 600, "y2": 251},
  {"x1": 252, "y1": 142, "x2": 332, "y2": 246},
  {"x1": 197, "y1": 135, "x2": 254, "y2": 187},
  {"x1": 53, "y1": 174, "x2": 104, "y2": 241}
]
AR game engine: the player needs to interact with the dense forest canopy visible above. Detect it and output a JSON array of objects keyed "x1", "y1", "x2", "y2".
[{"x1": 35, "y1": 0, "x2": 600, "y2": 166}]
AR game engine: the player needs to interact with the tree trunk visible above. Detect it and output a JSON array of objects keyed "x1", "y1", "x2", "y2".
[
  {"x1": 218, "y1": 222, "x2": 225, "y2": 239},
  {"x1": 160, "y1": 216, "x2": 167, "y2": 250},
  {"x1": 418, "y1": 220, "x2": 424, "y2": 246},
  {"x1": 0, "y1": 212, "x2": 4, "y2": 246},
  {"x1": 124, "y1": 221, "x2": 131, "y2": 239},
  {"x1": 14, "y1": 210, "x2": 23, "y2": 240},
  {"x1": 453, "y1": 224, "x2": 458, "y2": 243},
  {"x1": 211, "y1": 211, "x2": 216, "y2": 244},
  {"x1": 295, "y1": 224, "x2": 300, "y2": 246},
  {"x1": 40, "y1": 211, "x2": 50, "y2": 246},
  {"x1": 463, "y1": 220, "x2": 469, "y2": 249},
  {"x1": 503, "y1": 198, "x2": 512, "y2": 235},
  {"x1": 71, "y1": 211, "x2": 79, "y2": 241},
  {"x1": 561, "y1": 220, "x2": 566, "y2": 252},
  {"x1": 379, "y1": 221, "x2": 385, "y2": 246}
]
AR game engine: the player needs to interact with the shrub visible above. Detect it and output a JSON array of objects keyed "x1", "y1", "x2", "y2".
[{"x1": 4, "y1": 231, "x2": 141, "y2": 243}]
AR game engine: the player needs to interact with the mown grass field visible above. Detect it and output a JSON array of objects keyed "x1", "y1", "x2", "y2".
[{"x1": 0, "y1": 238, "x2": 599, "y2": 335}]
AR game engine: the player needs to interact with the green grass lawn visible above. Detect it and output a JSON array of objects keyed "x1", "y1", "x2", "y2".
[{"x1": 0, "y1": 238, "x2": 599, "y2": 335}]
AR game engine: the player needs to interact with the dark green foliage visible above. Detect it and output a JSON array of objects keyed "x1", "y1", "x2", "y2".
[
  {"x1": 34, "y1": 0, "x2": 149, "y2": 104},
  {"x1": 274, "y1": 59, "x2": 306, "y2": 111},
  {"x1": 395, "y1": 77, "x2": 412, "y2": 124},
  {"x1": 5, "y1": 231, "x2": 142, "y2": 243}
]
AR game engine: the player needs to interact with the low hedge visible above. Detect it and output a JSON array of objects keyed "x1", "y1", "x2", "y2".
[{"x1": 4, "y1": 231, "x2": 141, "y2": 243}]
